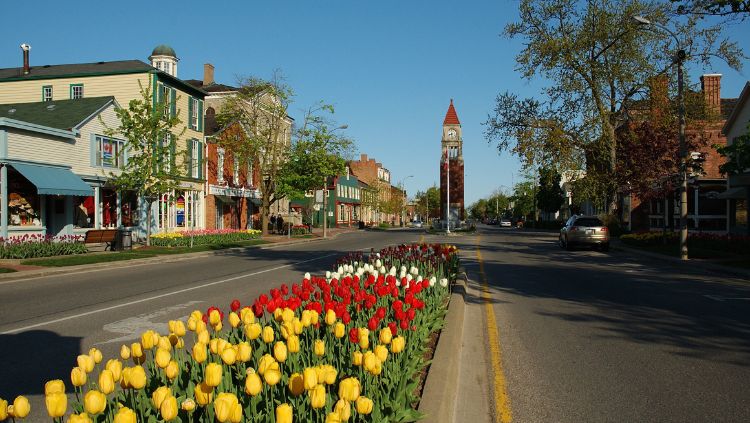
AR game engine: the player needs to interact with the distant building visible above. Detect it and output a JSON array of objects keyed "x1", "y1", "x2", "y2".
[{"x1": 440, "y1": 99, "x2": 465, "y2": 223}]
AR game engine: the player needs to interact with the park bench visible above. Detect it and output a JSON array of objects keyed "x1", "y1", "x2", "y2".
[{"x1": 84, "y1": 229, "x2": 118, "y2": 251}]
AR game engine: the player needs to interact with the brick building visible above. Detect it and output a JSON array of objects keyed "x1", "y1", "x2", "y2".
[
  {"x1": 440, "y1": 99, "x2": 465, "y2": 223},
  {"x1": 348, "y1": 154, "x2": 394, "y2": 224}
]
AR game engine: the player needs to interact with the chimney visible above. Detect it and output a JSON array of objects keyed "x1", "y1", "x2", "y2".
[
  {"x1": 203, "y1": 63, "x2": 215, "y2": 87},
  {"x1": 360, "y1": 154, "x2": 367, "y2": 162},
  {"x1": 700, "y1": 74, "x2": 722, "y2": 116},
  {"x1": 20, "y1": 43, "x2": 30, "y2": 75}
]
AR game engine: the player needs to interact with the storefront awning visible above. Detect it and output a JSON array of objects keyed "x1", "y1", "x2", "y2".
[
  {"x1": 717, "y1": 187, "x2": 748, "y2": 199},
  {"x1": 215, "y1": 195, "x2": 235, "y2": 204},
  {"x1": 11, "y1": 162, "x2": 93, "y2": 196}
]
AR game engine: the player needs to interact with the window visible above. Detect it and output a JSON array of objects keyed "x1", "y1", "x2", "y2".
[
  {"x1": 95, "y1": 135, "x2": 125, "y2": 168},
  {"x1": 217, "y1": 149, "x2": 225, "y2": 183},
  {"x1": 233, "y1": 157, "x2": 239, "y2": 184},
  {"x1": 42, "y1": 86, "x2": 52, "y2": 102},
  {"x1": 191, "y1": 139, "x2": 200, "y2": 178},
  {"x1": 70, "y1": 84, "x2": 83, "y2": 99},
  {"x1": 121, "y1": 191, "x2": 139, "y2": 227},
  {"x1": 190, "y1": 97, "x2": 199, "y2": 130},
  {"x1": 160, "y1": 134, "x2": 172, "y2": 172},
  {"x1": 161, "y1": 85, "x2": 171, "y2": 117},
  {"x1": 247, "y1": 160, "x2": 254, "y2": 186}
]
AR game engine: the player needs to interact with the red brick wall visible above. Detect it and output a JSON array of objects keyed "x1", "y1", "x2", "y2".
[{"x1": 439, "y1": 160, "x2": 465, "y2": 220}]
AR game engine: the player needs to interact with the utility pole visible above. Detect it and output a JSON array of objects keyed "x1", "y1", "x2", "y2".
[
  {"x1": 322, "y1": 178, "x2": 327, "y2": 238},
  {"x1": 445, "y1": 150, "x2": 451, "y2": 234}
]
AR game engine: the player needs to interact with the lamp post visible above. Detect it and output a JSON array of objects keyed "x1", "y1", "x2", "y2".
[
  {"x1": 322, "y1": 124, "x2": 348, "y2": 239},
  {"x1": 634, "y1": 15, "x2": 689, "y2": 260}
]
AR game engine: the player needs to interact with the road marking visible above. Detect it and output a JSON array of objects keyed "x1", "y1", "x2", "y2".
[
  {"x1": 0, "y1": 253, "x2": 338, "y2": 335},
  {"x1": 99, "y1": 301, "x2": 203, "y2": 345},
  {"x1": 704, "y1": 294, "x2": 750, "y2": 302},
  {"x1": 476, "y1": 237, "x2": 513, "y2": 423}
]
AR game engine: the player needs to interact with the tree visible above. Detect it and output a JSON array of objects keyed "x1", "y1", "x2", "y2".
[
  {"x1": 485, "y1": 0, "x2": 743, "y2": 213},
  {"x1": 414, "y1": 186, "x2": 440, "y2": 221},
  {"x1": 511, "y1": 179, "x2": 535, "y2": 220},
  {"x1": 537, "y1": 167, "x2": 565, "y2": 215},
  {"x1": 673, "y1": 0, "x2": 750, "y2": 16},
  {"x1": 104, "y1": 85, "x2": 185, "y2": 246},
  {"x1": 716, "y1": 123, "x2": 750, "y2": 175},
  {"x1": 469, "y1": 199, "x2": 490, "y2": 220}
]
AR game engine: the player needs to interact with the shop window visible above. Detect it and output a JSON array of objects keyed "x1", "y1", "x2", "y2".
[
  {"x1": 74, "y1": 196, "x2": 95, "y2": 228},
  {"x1": 95, "y1": 135, "x2": 125, "y2": 168},
  {"x1": 121, "y1": 191, "x2": 139, "y2": 227},
  {"x1": 8, "y1": 170, "x2": 41, "y2": 226},
  {"x1": 339, "y1": 204, "x2": 345, "y2": 221},
  {"x1": 175, "y1": 193, "x2": 186, "y2": 227},
  {"x1": 159, "y1": 194, "x2": 171, "y2": 230},
  {"x1": 101, "y1": 189, "x2": 118, "y2": 228}
]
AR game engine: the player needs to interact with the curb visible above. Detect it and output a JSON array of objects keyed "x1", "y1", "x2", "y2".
[
  {"x1": 0, "y1": 230, "x2": 358, "y2": 282},
  {"x1": 418, "y1": 268, "x2": 467, "y2": 422}
]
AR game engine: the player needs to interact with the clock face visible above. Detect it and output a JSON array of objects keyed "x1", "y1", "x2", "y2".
[{"x1": 447, "y1": 129, "x2": 456, "y2": 140}]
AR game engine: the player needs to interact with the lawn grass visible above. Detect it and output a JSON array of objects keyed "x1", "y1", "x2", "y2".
[
  {"x1": 0, "y1": 267, "x2": 17, "y2": 273},
  {"x1": 21, "y1": 239, "x2": 268, "y2": 267},
  {"x1": 620, "y1": 241, "x2": 750, "y2": 269}
]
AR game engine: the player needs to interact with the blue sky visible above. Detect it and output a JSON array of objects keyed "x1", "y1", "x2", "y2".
[{"x1": 1, "y1": 1, "x2": 748, "y2": 205}]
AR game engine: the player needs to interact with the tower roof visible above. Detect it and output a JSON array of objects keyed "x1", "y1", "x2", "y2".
[
  {"x1": 151, "y1": 44, "x2": 177, "y2": 58},
  {"x1": 443, "y1": 99, "x2": 460, "y2": 125}
]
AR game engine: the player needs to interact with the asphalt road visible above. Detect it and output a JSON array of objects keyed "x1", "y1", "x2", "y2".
[
  {"x1": 458, "y1": 225, "x2": 750, "y2": 423},
  {"x1": 0, "y1": 229, "x2": 426, "y2": 421}
]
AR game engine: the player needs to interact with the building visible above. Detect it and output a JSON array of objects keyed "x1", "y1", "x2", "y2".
[
  {"x1": 720, "y1": 81, "x2": 750, "y2": 235},
  {"x1": 440, "y1": 99, "x2": 465, "y2": 224},
  {"x1": 349, "y1": 154, "x2": 394, "y2": 224},
  {"x1": 0, "y1": 44, "x2": 208, "y2": 238},
  {"x1": 0, "y1": 97, "x2": 127, "y2": 238}
]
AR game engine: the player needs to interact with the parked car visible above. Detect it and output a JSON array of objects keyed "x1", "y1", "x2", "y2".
[
  {"x1": 410, "y1": 220, "x2": 423, "y2": 228},
  {"x1": 559, "y1": 215, "x2": 609, "y2": 251},
  {"x1": 499, "y1": 218, "x2": 512, "y2": 227}
]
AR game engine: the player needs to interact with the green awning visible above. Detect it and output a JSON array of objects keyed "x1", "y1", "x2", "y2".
[
  {"x1": 215, "y1": 195, "x2": 235, "y2": 204},
  {"x1": 11, "y1": 162, "x2": 93, "y2": 196}
]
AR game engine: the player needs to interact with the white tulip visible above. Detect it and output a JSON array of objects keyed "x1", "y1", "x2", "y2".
[
  {"x1": 326, "y1": 271, "x2": 331, "y2": 279},
  {"x1": 429, "y1": 276, "x2": 437, "y2": 287},
  {"x1": 439, "y1": 278, "x2": 448, "y2": 287},
  {"x1": 304, "y1": 272, "x2": 311, "y2": 280},
  {"x1": 375, "y1": 259, "x2": 382, "y2": 268}
]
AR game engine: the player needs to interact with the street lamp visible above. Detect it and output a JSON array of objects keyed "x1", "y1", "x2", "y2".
[
  {"x1": 322, "y1": 124, "x2": 348, "y2": 239},
  {"x1": 634, "y1": 15, "x2": 689, "y2": 260}
]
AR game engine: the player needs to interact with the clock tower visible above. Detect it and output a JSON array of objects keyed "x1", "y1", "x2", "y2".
[{"x1": 440, "y1": 99, "x2": 465, "y2": 223}]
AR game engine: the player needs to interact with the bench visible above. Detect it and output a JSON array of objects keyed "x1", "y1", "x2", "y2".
[{"x1": 84, "y1": 229, "x2": 118, "y2": 251}]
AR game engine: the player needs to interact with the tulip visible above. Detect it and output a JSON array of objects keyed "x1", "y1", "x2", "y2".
[
  {"x1": 292, "y1": 318, "x2": 303, "y2": 335},
  {"x1": 77, "y1": 354, "x2": 95, "y2": 373},
  {"x1": 310, "y1": 384, "x2": 326, "y2": 409},
  {"x1": 158, "y1": 336, "x2": 172, "y2": 351},
  {"x1": 391, "y1": 336, "x2": 406, "y2": 353},
  {"x1": 321, "y1": 365, "x2": 337, "y2": 385},
  {"x1": 0, "y1": 399, "x2": 6, "y2": 421},
  {"x1": 303, "y1": 367, "x2": 318, "y2": 390},
  {"x1": 311, "y1": 310, "x2": 320, "y2": 325},
  {"x1": 314, "y1": 339, "x2": 325, "y2": 356},
  {"x1": 141, "y1": 330, "x2": 157, "y2": 349},
  {"x1": 205, "y1": 363, "x2": 223, "y2": 387},
  {"x1": 192, "y1": 342, "x2": 208, "y2": 363},
  {"x1": 288, "y1": 372, "x2": 305, "y2": 396},
  {"x1": 220, "y1": 347, "x2": 237, "y2": 365},
  {"x1": 181, "y1": 399, "x2": 196, "y2": 412},
  {"x1": 155, "y1": 347, "x2": 171, "y2": 369},
  {"x1": 113, "y1": 407, "x2": 136, "y2": 423},
  {"x1": 209, "y1": 309, "x2": 221, "y2": 327},
  {"x1": 325, "y1": 309, "x2": 337, "y2": 325},
  {"x1": 363, "y1": 352, "x2": 378, "y2": 373},
  {"x1": 130, "y1": 342, "x2": 144, "y2": 364},
  {"x1": 152, "y1": 386, "x2": 171, "y2": 409},
  {"x1": 379, "y1": 327, "x2": 392, "y2": 345},
  {"x1": 276, "y1": 403, "x2": 293, "y2": 423},
  {"x1": 262, "y1": 325, "x2": 275, "y2": 343},
  {"x1": 129, "y1": 366, "x2": 147, "y2": 389},
  {"x1": 240, "y1": 307, "x2": 254, "y2": 325},
  {"x1": 352, "y1": 351, "x2": 363, "y2": 366},
  {"x1": 334, "y1": 399, "x2": 351, "y2": 421},
  {"x1": 194, "y1": 381, "x2": 213, "y2": 406},
  {"x1": 301, "y1": 310, "x2": 312, "y2": 327},
  {"x1": 338, "y1": 377, "x2": 361, "y2": 402},
  {"x1": 68, "y1": 413, "x2": 93, "y2": 423},
  {"x1": 245, "y1": 372, "x2": 262, "y2": 396},
  {"x1": 282, "y1": 308, "x2": 295, "y2": 323},
  {"x1": 98, "y1": 369, "x2": 115, "y2": 395},
  {"x1": 355, "y1": 396, "x2": 373, "y2": 414},
  {"x1": 168, "y1": 320, "x2": 186, "y2": 337},
  {"x1": 257, "y1": 354, "x2": 276, "y2": 375},
  {"x1": 230, "y1": 403, "x2": 242, "y2": 423},
  {"x1": 325, "y1": 412, "x2": 342, "y2": 423},
  {"x1": 45, "y1": 392, "x2": 67, "y2": 418},
  {"x1": 84, "y1": 390, "x2": 106, "y2": 415},
  {"x1": 105, "y1": 359, "x2": 123, "y2": 382},
  {"x1": 229, "y1": 312, "x2": 241, "y2": 328},
  {"x1": 274, "y1": 341, "x2": 288, "y2": 362},
  {"x1": 214, "y1": 393, "x2": 239, "y2": 423},
  {"x1": 236, "y1": 341, "x2": 252, "y2": 362},
  {"x1": 160, "y1": 395, "x2": 178, "y2": 421},
  {"x1": 88, "y1": 348, "x2": 103, "y2": 364},
  {"x1": 120, "y1": 344, "x2": 131, "y2": 360},
  {"x1": 375, "y1": 344, "x2": 389, "y2": 363},
  {"x1": 197, "y1": 328, "x2": 210, "y2": 345},
  {"x1": 165, "y1": 360, "x2": 179, "y2": 380},
  {"x1": 71, "y1": 366, "x2": 87, "y2": 387},
  {"x1": 264, "y1": 367, "x2": 281, "y2": 386},
  {"x1": 44, "y1": 379, "x2": 65, "y2": 395},
  {"x1": 333, "y1": 322, "x2": 345, "y2": 338},
  {"x1": 245, "y1": 323, "x2": 262, "y2": 340}
]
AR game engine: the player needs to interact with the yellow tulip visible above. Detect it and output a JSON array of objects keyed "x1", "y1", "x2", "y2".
[
  {"x1": 262, "y1": 325, "x2": 275, "y2": 343},
  {"x1": 301, "y1": 310, "x2": 312, "y2": 327},
  {"x1": 220, "y1": 347, "x2": 237, "y2": 365},
  {"x1": 257, "y1": 354, "x2": 276, "y2": 375},
  {"x1": 333, "y1": 322, "x2": 345, "y2": 338},
  {"x1": 151, "y1": 386, "x2": 171, "y2": 409},
  {"x1": 175, "y1": 337, "x2": 185, "y2": 349},
  {"x1": 158, "y1": 336, "x2": 172, "y2": 351},
  {"x1": 310, "y1": 384, "x2": 326, "y2": 409},
  {"x1": 128, "y1": 366, "x2": 147, "y2": 389},
  {"x1": 355, "y1": 396, "x2": 373, "y2": 415},
  {"x1": 322, "y1": 365, "x2": 338, "y2": 385},
  {"x1": 240, "y1": 307, "x2": 254, "y2": 325},
  {"x1": 130, "y1": 342, "x2": 144, "y2": 364},
  {"x1": 213, "y1": 392, "x2": 239, "y2": 423},
  {"x1": 375, "y1": 344, "x2": 389, "y2": 363},
  {"x1": 370, "y1": 359, "x2": 382, "y2": 376},
  {"x1": 303, "y1": 367, "x2": 318, "y2": 390},
  {"x1": 165, "y1": 360, "x2": 179, "y2": 380},
  {"x1": 276, "y1": 403, "x2": 293, "y2": 423},
  {"x1": 209, "y1": 309, "x2": 221, "y2": 327},
  {"x1": 358, "y1": 334, "x2": 370, "y2": 350},
  {"x1": 338, "y1": 377, "x2": 360, "y2": 402},
  {"x1": 237, "y1": 342, "x2": 252, "y2": 362},
  {"x1": 363, "y1": 352, "x2": 377, "y2": 372},
  {"x1": 113, "y1": 407, "x2": 136, "y2": 423},
  {"x1": 245, "y1": 323, "x2": 262, "y2": 340},
  {"x1": 120, "y1": 345, "x2": 131, "y2": 360},
  {"x1": 287, "y1": 335, "x2": 300, "y2": 353},
  {"x1": 282, "y1": 308, "x2": 295, "y2": 323},
  {"x1": 245, "y1": 372, "x2": 262, "y2": 396},
  {"x1": 230, "y1": 403, "x2": 242, "y2": 423},
  {"x1": 45, "y1": 392, "x2": 67, "y2": 418},
  {"x1": 77, "y1": 354, "x2": 95, "y2": 373},
  {"x1": 229, "y1": 312, "x2": 241, "y2": 328},
  {"x1": 155, "y1": 347, "x2": 171, "y2": 369},
  {"x1": 390, "y1": 336, "x2": 405, "y2": 353},
  {"x1": 325, "y1": 412, "x2": 342, "y2": 423},
  {"x1": 160, "y1": 395, "x2": 178, "y2": 421},
  {"x1": 187, "y1": 315, "x2": 198, "y2": 332},
  {"x1": 280, "y1": 322, "x2": 293, "y2": 340},
  {"x1": 325, "y1": 309, "x2": 337, "y2": 325},
  {"x1": 214, "y1": 321, "x2": 224, "y2": 332},
  {"x1": 264, "y1": 367, "x2": 281, "y2": 386},
  {"x1": 352, "y1": 351, "x2": 363, "y2": 366},
  {"x1": 197, "y1": 328, "x2": 210, "y2": 345},
  {"x1": 273, "y1": 308, "x2": 284, "y2": 321},
  {"x1": 169, "y1": 320, "x2": 186, "y2": 337},
  {"x1": 141, "y1": 330, "x2": 156, "y2": 349},
  {"x1": 310, "y1": 310, "x2": 320, "y2": 325},
  {"x1": 88, "y1": 348, "x2": 103, "y2": 364},
  {"x1": 314, "y1": 339, "x2": 325, "y2": 356},
  {"x1": 334, "y1": 399, "x2": 351, "y2": 421},
  {"x1": 181, "y1": 399, "x2": 196, "y2": 412},
  {"x1": 288, "y1": 373, "x2": 304, "y2": 396},
  {"x1": 195, "y1": 319, "x2": 208, "y2": 334},
  {"x1": 194, "y1": 381, "x2": 213, "y2": 406},
  {"x1": 68, "y1": 412, "x2": 93, "y2": 423},
  {"x1": 98, "y1": 369, "x2": 115, "y2": 395},
  {"x1": 0, "y1": 399, "x2": 6, "y2": 421},
  {"x1": 192, "y1": 342, "x2": 208, "y2": 363},
  {"x1": 205, "y1": 363, "x2": 223, "y2": 387},
  {"x1": 105, "y1": 359, "x2": 123, "y2": 382},
  {"x1": 209, "y1": 338, "x2": 220, "y2": 354},
  {"x1": 292, "y1": 318, "x2": 303, "y2": 335},
  {"x1": 274, "y1": 341, "x2": 288, "y2": 362},
  {"x1": 378, "y1": 328, "x2": 392, "y2": 345},
  {"x1": 83, "y1": 390, "x2": 106, "y2": 415},
  {"x1": 44, "y1": 379, "x2": 65, "y2": 395},
  {"x1": 71, "y1": 366, "x2": 87, "y2": 387}
]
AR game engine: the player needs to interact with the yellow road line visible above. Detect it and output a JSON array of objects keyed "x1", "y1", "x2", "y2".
[{"x1": 477, "y1": 237, "x2": 513, "y2": 423}]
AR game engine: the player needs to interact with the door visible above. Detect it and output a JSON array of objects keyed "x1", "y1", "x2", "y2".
[{"x1": 46, "y1": 196, "x2": 67, "y2": 236}]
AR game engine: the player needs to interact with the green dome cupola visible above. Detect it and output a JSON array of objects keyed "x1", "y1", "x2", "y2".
[{"x1": 149, "y1": 44, "x2": 179, "y2": 77}]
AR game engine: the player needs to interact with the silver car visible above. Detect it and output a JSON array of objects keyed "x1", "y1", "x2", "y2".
[{"x1": 559, "y1": 215, "x2": 610, "y2": 251}]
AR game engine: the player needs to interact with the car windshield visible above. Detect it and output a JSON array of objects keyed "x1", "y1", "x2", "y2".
[{"x1": 574, "y1": 218, "x2": 603, "y2": 227}]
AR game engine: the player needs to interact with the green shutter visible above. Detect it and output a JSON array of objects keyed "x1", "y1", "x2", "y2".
[
  {"x1": 186, "y1": 139, "x2": 193, "y2": 176},
  {"x1": 187, "y1": 97, "x2": 194, "y2": 130},
  {"x1": 152, "y1": 76, "x2": 158, "y2": 110},
  {"x1": 198, "y1": 100, "x2": 204, "y2": 132},
  {"x1": 90, "y1": 134, "x2": 98, "y2": 166},
  {"x1": 170, "y1": 88, "x2": 177, "y2": 118},
  {"x1": 157, "y1": 83, "x2": 163, "y2": 112},
  {"x1": 198, "y1": 141, "x2": 203, "y2": 179}
]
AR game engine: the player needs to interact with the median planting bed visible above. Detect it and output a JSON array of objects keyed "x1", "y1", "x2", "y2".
[
  {"x1": 150, "y1": 229, "x2": 262, "y2": 247},
  {"x1": 0, "y1": 243, "x2": 458, "y2": 422}
]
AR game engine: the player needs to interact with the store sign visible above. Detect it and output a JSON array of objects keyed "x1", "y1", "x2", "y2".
[{"x1": 209, "y1": 185, "x2": 258, "y2": 198}]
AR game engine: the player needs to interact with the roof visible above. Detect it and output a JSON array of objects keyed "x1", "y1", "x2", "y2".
[
  {"x1": 0, "y1": 60, "x2": 154, "y2": 81},
  {"x1": 151, "y1": 45, "x2": 177, "y2": 58},
  {"x1": 443, "y1": 99, "x2": 460, "y2": 125},
  {"x1": 0, "y1": 96, "x2": 115, "y2": 131},
  {"x1": 723, "y1": 82, "x2": 750, "y2": 135},
  {"x1": 185, "y1": 79, "x2": 238, "y2": 93}
]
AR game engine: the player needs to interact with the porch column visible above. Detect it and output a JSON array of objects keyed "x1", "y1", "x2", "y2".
[
  {"x1": 694, "y1": 187, "x2": 700, "y2": 230},
  {"x1": 117, "y1": 191, "x2": 122, "y2": 227},
  {"x1": 94, "y1": 186, "x2": 101, "y2": 229},
  {"x1": 1, "y1": 164, "x2": 7, "y2": 240}
]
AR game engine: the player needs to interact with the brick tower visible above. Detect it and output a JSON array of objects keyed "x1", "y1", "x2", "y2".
[{"x1": 440, "y1": 99, "x2": 465, "y2": 223}]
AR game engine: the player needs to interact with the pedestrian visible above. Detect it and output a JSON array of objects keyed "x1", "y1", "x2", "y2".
[
  {"x1": 270, "y1": 214, "x2": 276, "y2": 234},
  {"x1": 277, "y1": 215, "x2": 285, "y2": 234}
]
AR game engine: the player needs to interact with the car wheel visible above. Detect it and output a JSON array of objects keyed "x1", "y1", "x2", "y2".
[
  {"x1": 559, "y1": 236, "x2": 565, "y2": 248},
  {"x1": 565, "y1": 238, "x2": 573, "y2": 251},
  {"x1": 600, "y1": 243, "x2": 609, "y2": 252}
]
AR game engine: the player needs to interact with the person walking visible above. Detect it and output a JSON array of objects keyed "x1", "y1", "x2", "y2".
[
  {"x1": 277, "y1": 215, "x2": 285, "y2": 235},
  {"x1": 270, "y1": 214, "x2": 277, "y2": 234}
]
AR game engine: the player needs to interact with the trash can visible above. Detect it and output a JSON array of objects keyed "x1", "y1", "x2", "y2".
[{"x1": 116, "y1": 230, "x2": 132, "y2": 251}]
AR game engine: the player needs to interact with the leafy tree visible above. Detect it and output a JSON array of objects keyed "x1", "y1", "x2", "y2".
[
  {"x1": 485, "y1": 0, "x2": 743, "y2": 213},
  {"x1": 673, "y1": 0, "x2": 750, "y2": 16},
  {"x1": 716, "y1": 123, "x2": 750, "y2": 175},
  {"x1": 511, "y1": 179, "x2": 535, "y2": 220},
  {"x1": 104, "y1": 85, "x2": 185, "y2": 245},
  {"x1": 414, "y1": 186, "x2": 440, "y2": 220},
  {"x1": 469, "y1": 199, "x2": 490, "y2": 220},
  {"x1": 537, "y1": 167, "x2": 565, "y2": 214}
]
